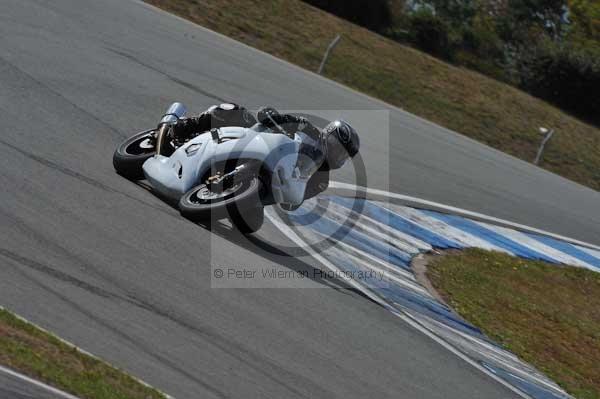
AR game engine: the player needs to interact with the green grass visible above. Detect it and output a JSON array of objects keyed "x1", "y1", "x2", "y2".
[
  {"x1": 145, "y1": 0, "x2": 600, "y2": 191},
  {"x1": 0, "y1": 308, "x2": 165, "y2": 399},
  {"x1": 427, "y1": 249, "x2": 600, "y2": 399}
]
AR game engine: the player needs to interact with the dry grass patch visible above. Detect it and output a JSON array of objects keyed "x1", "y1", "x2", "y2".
[
  {"x1": 427, "y1": 248, "x2": 600, "y2": 399},
  {"x1": 146, "y1": 0, "x2": 600, "y2": 190},
  {"x1": 0, "y1": 308, "x2": 165, "y2": 399}
]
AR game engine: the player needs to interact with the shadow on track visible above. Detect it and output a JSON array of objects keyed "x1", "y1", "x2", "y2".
[{"x1": 131, "y1": 178, "x2": 376, "y2": 302}]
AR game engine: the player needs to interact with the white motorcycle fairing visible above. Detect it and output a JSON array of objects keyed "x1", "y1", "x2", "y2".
[{"x1": 142, "y1": 124, "x2": 313, "y2": 206}]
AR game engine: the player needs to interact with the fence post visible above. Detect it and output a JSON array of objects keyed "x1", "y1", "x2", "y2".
[
  {"x1": 534, "y1": 128, "x2": 555, "y2": 165},
  {"x1": 318, "y1": 35, "x2": 341, "y2": 75}
]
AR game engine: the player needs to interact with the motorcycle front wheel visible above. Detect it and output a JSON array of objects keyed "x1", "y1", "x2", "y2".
[
  {"x1": 229, "y1": 206, "x2": 264, "y2": 234},
  {"x1": 179, "y1": 177, "x2": 264, "y2": 233},
  {"x1": 113, "y1": 129, "x2": 156, "y2": 180}
]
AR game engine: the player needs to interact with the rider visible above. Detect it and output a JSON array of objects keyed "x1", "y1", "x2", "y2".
[
  {"x1": 170, "y1": 103, "x2": 360, "y2": 201},
  {"x1": 169, "y1": 103, "x2": 257, "y2": 146}
]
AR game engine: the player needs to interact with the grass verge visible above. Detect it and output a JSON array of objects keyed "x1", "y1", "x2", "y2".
[
  {"x1": 0, "y1": 308, "x2": 165, "y2": 399},
  {"x1": 145, "y1": 0, "x2": 600, "y2": 191},
  {"x1": 427, "y1": 249, "x2": 600, "y2": 399}
]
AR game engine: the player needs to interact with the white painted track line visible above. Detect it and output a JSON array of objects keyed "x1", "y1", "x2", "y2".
[
  {"x1": 0, "y1": 365, "x2": 81, "y2": 399},
  {"x1": 266, "y1": 211, "x2": 533, "y2": 399}
]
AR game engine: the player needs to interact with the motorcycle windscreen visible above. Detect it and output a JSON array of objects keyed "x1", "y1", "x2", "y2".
[{"x1": 295, "y1": 136, "x2": 325, "y2": 179}]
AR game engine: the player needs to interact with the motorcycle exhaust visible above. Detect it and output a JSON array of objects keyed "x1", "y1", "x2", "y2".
[
  {"x1": 156, "y1": 102, "x2": 187, "y2": 156},
  {"x1": 160, "y1": 102, "x2": 187, "y2": 124}
]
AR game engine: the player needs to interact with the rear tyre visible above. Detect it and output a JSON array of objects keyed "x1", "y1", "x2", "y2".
[{"x1": 113, "y1": 129, "x2": 156, "y2": 180}]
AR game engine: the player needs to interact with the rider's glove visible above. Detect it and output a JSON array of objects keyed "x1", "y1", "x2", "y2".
[
  {"x1": 296, "y1": 116, "x2": 308, "y2": 131},
  {"x1": 257, "y1": 107, "x2": 280, "y2": 127}
]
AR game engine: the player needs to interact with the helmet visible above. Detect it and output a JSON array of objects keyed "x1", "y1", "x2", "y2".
[
  {"x1": 206, "y1": 103, "x2": 256, "y2": 128},
  {"x1": 323, "y1": 120, "x2": 360, "y2": 169}
]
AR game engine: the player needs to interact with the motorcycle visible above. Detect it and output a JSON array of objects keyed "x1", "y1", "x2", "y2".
[{"x1": 113, "y1": 103, "x2": 325, "y2": 234}]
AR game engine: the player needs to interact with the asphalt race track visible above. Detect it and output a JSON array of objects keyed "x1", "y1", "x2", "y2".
[{"x1": 0, "y1": 0, "x2": 599, "y2": 398}]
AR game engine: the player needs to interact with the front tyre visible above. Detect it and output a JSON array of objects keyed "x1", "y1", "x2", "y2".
[
  {"x1": 229, "y1": 206, "x2": 264, "y2": 234},
  {"x1": 179, "y1": 177, "x2": 263, "y2": 224},
  {"x1": 113, "y1": 129, "x2": 156, "y2": 180}
]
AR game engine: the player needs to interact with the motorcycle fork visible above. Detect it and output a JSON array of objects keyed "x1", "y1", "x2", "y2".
[{"x1": 154, "y1": 123, "x2": 170, "y2": 156}]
